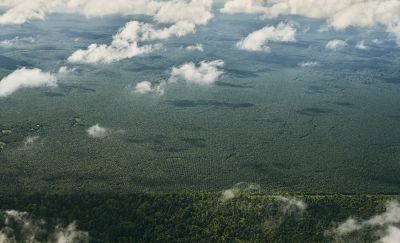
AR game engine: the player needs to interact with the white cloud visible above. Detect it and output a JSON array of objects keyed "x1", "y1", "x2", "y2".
[
  {"x1": 0, "y1": 0, "x2": 214, "y2": 26},
  {"x1": 0, "y1": 210, "x2": 88, "y2": 243},
  {"x1": 326, "y1": 39, "x2": 347, "y2": 51},
  {"x1": 87, "y1": 124, "x2": 108, "y2": 138},
  {"x1": 236, "y1": 22, "x2": 296, "y2": 52},
  {"x1": 57, "y1": 66, "x2": 76, "y2": 75},
  {"x1": 68, "y1": 21, "x2": 157, "y2": 64},
  {"x1": 356, "y1": 40, "x2": 368, "y2": 49},
  {"x1": 220, "y1": 0, "x2": 267, "y2": 14},
  {"x1": 68, "y1": 20, "x2": 196, "y2": 64},
  {"x1": 185, "y1": 43, "x2": 204, "y2": 52},
  {"x1": 221, "y1": 0, "x2": 400, "y2": 44},
  {"x1": 332, "y1": 201, "x2": 400, "y2": 243},
  {"x1": 153, "y1": 0, "x2": 214, "y2": 25},
  {"x1": 140, "y1": 20, "x2": 196, "y2": 41},
  {"x1": 134, "y1": 81, "x2": 165, "y2": 95},
  {"x1": 0, "y1": 1, "x2": 51, "y2": 25},
  {"x1": 298, "y1": 61, "x2": 320, "y2": 67},
  {"x1": 0, "y1": 68, "x2": 57, "y2": 97},
  {"x1": 169, "y1": 59, "x2": 224, "y2": 85}
]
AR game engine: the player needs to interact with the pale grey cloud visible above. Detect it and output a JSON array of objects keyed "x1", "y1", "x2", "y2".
[{"x1": 0, "y1": 68, "x2": 57, "y2": 97}]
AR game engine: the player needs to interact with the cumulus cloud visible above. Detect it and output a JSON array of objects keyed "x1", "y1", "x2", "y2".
[
  {"x1": 68, "y1": 20, "x2": 195, "y2": 64},
  {"x1": 331, "y1": 200, "x2": 400, "y2": 243},
  {"x1": 87, "y1": 124, "x2": 108, "y2": 138},
  {"x1": 133, "y1": 59, "x2": 222, "y2": 96},
  {"x1": 0, "y1": 0, "x2": 214, "y2": 25},
  {"x1": 169, "y1": 59, "x2": 224, "y2": 85},
  {"x1": 134, "y1": 81, "x2": 165, "y2": 95},
  {"x1": 221, "y1": 0, "x2": 400, "y2": 44},
  {"x1": 0, "y1": 210, "x2": 88, "y2": 243},
  {"x1": 298, "y1": 61, "x2": 320, "y2": 67},
  {"x1": 185, "y1": 43, "x2": 204, "y2": 52},
  {"x1": 326, "y1": 39, "x2": 347, "y2": 51},
  {"x1": 0, "y1": 68, "x2": 57, "y2": 97},
  {"x1": 236, "y1": 22, "x2": 296, "y2": 52}
]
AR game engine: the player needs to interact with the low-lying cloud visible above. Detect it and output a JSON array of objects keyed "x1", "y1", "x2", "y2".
[
  {"x1": 236, "y1": 22, "x2": 296, "y2": 52},
  {"x1": 219, "y1": 183, "x2": 307, "y2": 214},
  {"x1": 0, "y1": 68, "x2": 57, "y2": 97},
  {"x1": 330, "y1": 200, "x2": 400, "y2": 243},
  {"x1": 87, "y1": 124, "x2": 108, "y2": 138},
  {"x1": 0, "y1": 210, "x2": 88, "y2": 243}
]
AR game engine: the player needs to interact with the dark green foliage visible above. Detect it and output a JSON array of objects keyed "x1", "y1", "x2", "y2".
[{"x1": 0, "y1": 193, "x2": 396, "y2": 242}]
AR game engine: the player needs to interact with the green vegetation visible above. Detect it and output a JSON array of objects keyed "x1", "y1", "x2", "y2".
[
  {"x1": 0, "y1": 193, "x2": 396, "y2": 242},
  {"x1": 71, "y1": 117, "x2": 83, "y2": 127}
]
